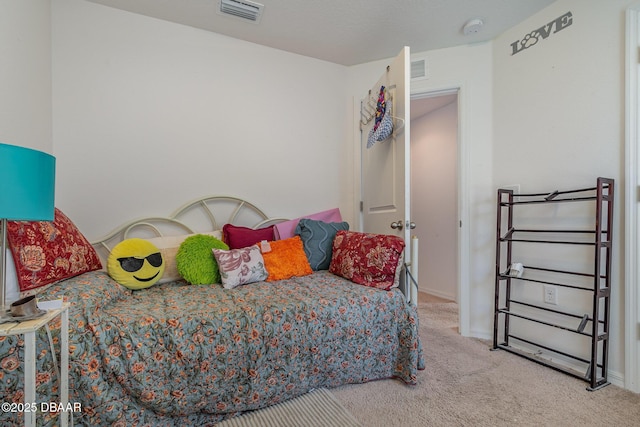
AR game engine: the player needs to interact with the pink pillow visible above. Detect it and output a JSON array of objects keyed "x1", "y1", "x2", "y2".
[
  {"x1": 222, "y1": 223, "x2": 275, "y2": 249},
  {"x1": 273, "y1": 208, "x2": 342, "y2": 240},
  {"x1": 329, "y1": 230, "x2": 405, "y2": 291},
  {"x1": 7, "y1": 208, "x2": 103, "y2": 294}
]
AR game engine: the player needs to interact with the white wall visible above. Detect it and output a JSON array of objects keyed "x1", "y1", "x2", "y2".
[
  {"x1": 0, "y1": 0, "x2": 52, "y2": 153},
  {"x1": 51, "y1": 0, "x2": 350, "y2": 241},
  {"x1": 411, "y1": 100, "x2": 458, "y2": 301},
  {"x1": 493, "y1": 0, "x2": 635, "y2": 385}
]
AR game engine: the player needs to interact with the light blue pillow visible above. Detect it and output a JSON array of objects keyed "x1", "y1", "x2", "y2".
[{"x1": 295, "y1": 218, "x2": 349, "y2": 270}]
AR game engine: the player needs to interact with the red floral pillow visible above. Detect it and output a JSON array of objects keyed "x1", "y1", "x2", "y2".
[
  {"x1": 7, "y1": 208, "x2": 102, "y2": 293},
  {"x1": 329, "y1": 230, "x2": 405, "y2": 291}
]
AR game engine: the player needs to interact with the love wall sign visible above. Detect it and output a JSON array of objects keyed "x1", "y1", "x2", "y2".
[{"x1": 510, "y1": 11, "x2": 573, "y2": 55}]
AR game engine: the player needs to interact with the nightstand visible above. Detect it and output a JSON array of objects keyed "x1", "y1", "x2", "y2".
[{"x1": 0, "y1": 302, "x2": 70, "y2": 427}]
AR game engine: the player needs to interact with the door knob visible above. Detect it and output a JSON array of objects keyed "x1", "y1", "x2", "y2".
[
  {"x1": 390, "y1": 221, "x2": 403, "y2": 230},
  {"x1": 408, "y1": 221, "x2": 416, "y2": 229}
]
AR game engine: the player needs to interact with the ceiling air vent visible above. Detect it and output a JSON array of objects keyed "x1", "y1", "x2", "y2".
[
  {"x1": 411, "y1": 58, "x2": 428, "y2": 80},
  {"x1": 219, "y1": 0, "x2": 264, "y2": 23}
]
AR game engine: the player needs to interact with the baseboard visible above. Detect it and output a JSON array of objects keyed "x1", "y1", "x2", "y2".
[{"x1": 419, "y1": 287, "x2": 455, "y2": 302}]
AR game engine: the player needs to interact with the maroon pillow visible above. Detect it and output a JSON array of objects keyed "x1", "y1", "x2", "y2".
[
  {"x1": 7, "y1": 208, "x2": 103, "y2": 294},
  {"x1": 329, "y1": 230, "x2": 405, "y2": 291},
  {"x1": 222, "y1": 223, "x2": 275, "y2": 249}
]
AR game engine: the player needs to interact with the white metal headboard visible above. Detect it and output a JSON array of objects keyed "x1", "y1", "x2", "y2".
[{"x1": 91, "y1": 195, "x2": 286, "y2": 263}]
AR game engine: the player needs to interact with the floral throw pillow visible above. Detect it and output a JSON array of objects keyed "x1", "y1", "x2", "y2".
[
  {"x1": 7, "y1": 208, "x2": 103, "y2": 294},
  {"x1": 329, "y1": 230, "x2": 405, "y2": 291},
  {"x1": 212, "y1": 244, "x2": 268, "y2": 289}
]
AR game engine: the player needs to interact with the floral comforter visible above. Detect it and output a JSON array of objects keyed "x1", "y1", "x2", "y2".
[{"x1": 0, "y1": 270, "x2": 424, "y2": 426}]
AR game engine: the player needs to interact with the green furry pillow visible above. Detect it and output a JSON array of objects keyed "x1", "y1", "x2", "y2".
[{"x1": 176, "y1": 234, "x2": 229, "y2": 285}]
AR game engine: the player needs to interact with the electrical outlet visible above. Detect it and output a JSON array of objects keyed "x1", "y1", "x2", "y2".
[{"x1": 543, "y1": 285, "x2": 558, "y2": 305}]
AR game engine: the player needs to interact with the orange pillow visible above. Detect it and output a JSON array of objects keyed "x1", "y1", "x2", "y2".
[{"x1": 262, "y1": 236, "x2": 312, "y2": 282}]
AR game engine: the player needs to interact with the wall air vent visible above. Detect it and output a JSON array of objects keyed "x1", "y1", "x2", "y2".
[
  {"x1": 411, "y1": 58, "x2": 429, "y2": 80},
  {"x1": 218, "y1": 0, "x2": 264, "y2": 23}
]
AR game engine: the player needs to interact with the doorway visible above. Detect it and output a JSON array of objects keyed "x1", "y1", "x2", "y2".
[{"x1": 410, "y1": 92, "x2": 458, "y2": 302}]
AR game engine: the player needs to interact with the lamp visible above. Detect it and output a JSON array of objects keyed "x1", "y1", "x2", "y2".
[{"x1": 0, "y1": 143, "x2": 56, "y2": 310}]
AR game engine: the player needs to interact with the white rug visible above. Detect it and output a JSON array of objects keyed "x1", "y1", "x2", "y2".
[{"x1": 215, "y1": 388, "x2": 361, "y2": 427}]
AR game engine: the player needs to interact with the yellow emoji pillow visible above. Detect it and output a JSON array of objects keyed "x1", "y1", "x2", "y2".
[{"x1": 107, "y1": 238, "x2": 165, "y2": 290}]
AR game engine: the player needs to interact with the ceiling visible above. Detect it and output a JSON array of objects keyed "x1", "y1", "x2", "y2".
[
  {"x1": 87, "y1": 0, "x2": 557, "y2": 66},
  {"x1": 411, "y1": 94, "x2": 457, "y2": 120}
]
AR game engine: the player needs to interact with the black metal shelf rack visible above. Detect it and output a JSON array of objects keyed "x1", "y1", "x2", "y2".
[{"x1": 492, "y1": 177, "x2": 614, "y2": 391}]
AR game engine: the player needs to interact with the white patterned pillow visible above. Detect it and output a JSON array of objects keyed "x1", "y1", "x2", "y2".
[{"x1": 212, "y1": 244, "x2": 268, "y2": 289}]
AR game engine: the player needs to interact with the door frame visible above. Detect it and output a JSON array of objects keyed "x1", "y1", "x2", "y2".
[
  {"x1": 624, "y1": 3, "x2": 640, "y2": 394},
  {"x1": 410, "y1": 84, "x2": 470, "y2": 336}
]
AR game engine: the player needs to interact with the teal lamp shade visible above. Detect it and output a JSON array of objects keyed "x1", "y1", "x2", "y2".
[
  {"x1": 0, "y1": 143, "x2": 55, "y2": 309},
  {"x1": 0, "y1": 143, "x2": 56, "y2": 221}
]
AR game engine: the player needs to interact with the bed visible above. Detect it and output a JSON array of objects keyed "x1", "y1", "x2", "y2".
[{"x1": 0, "y1": 196, "x2": 424, "y2": 426}]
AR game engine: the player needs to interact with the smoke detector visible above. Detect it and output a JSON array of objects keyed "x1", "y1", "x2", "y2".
[
  {"x1": 462, "y1": 18, "x2": 484, "y2": 36},
  {"x1": 218, "y1": 0, "x2": 264, "y2": 23}
]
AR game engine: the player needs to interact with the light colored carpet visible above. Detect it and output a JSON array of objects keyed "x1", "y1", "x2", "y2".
[
  {"x1": 215, "y1": 387, "x2": 361, "y2": 427},
  {"x1": 333, "y1": 302, "x2": 640, "y2": 427}
]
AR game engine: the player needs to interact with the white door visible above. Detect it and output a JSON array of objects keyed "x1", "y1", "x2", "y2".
[{"x1": 360, "y1": 47, "x2": 414, "y2": 302}]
